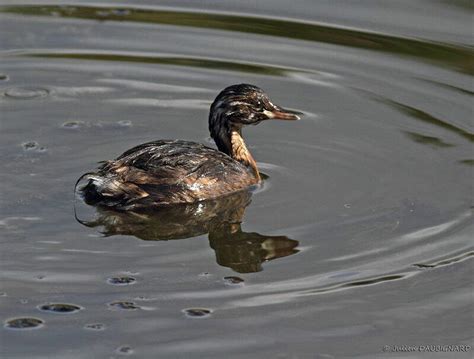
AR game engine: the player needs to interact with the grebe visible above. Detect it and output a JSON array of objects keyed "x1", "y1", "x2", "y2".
[{"x1": 78, "y1": 84, "x2": 301, "y2": 209}]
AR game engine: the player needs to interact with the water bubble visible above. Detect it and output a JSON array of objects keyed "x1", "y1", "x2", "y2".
[
  {"x1": 5, "y1": 317, "x2": 44, "y2": 329},
  {"x1": 116, "y1": 345, "x2": 134, "y2": 355},
  {"x1": 61, "y1": 120, "x2": 85, "y2": 130},
  {"x1": 4, "y1": 87, "x2": 50, "y2": 99},
  {"x1": 38, "y1": 303, "x2": 82, "y2": 314},
  {"x1": 21, "y1": 141, "x2": 47, "y2": 153},
  {"x1": 108, "y1": 301, "x2": 140, "y2": 310},
  {"x1": 84, "y1": 323, "x2": 106, "y2": 331},
  {"x1": 183, "y1": 308, "x2": 212, "y2": 318},
  {"x1": 22, "y1": 141, "x2": 39, "y2": 150},
  {"x1": 117, "y1": 120, "x2": 132, "y2": 127},
  {"x1": 223, "y1": 276, "x2": 245, "y2": 285},
  {"x1": 107, "y1": 276, "x2": 136, "y2": 286}
]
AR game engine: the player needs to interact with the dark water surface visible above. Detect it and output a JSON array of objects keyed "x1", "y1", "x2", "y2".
[{"x1": 1, "y1": 1, "x2": 473, "y2": 358}]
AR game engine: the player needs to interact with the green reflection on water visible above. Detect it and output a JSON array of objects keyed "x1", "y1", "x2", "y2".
[
  {"x1": 403, "y1": 131, "x2": 454, "y2": 148},
  {"x1": 442, "y1": 0, "x2": 474, "y2": 11},
  {"x1": 24, "y1": 53, "x2": 290, "y2": 76},
  {"x1": 381, "y1": 99, "x2": 474, "y2": 143},
  {"x1": 1, "y1": 5, "x2": 472, "y2": 74},
  {"x1": 414, "y1": 251, "x2": 474, "y2": 268},
  {"x1": 417, "y1": 78, "x2": 474, "y2": 96},
  {"x1": 304, "y1": 274, "x2": 408, "y2": 295}
]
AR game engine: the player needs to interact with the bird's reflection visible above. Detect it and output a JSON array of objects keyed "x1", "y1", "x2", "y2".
[{"x1": 77, "y1": 190, "x2": 298, "y2": 273}]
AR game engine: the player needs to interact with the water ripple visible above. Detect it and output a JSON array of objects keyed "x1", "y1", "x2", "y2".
[
  {"x1": 104, "y1": 97, "x2": 209, "y2": 109},
  {"x1": 399, "y1": 210, "x2": 472, "y2": 241},
  {"x1": 3, "y1": 86, "x2": 50, "y2": 99},
  {"x1": 1, "y1": 5, "x2": 471, "y2": 73},
  {"x1": 16, "y1": 50, "x2": 298, "y2": 77},
  {"x1": 97, "y1": 78, "x2": 213, "y2": 93},
  {"x1": 414, "y1": 251, "x2": 474, "y2": 269}
]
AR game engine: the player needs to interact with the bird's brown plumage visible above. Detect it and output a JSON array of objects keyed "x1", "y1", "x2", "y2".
[{"x1": 78, "y1": 84, "x2": 300, "y2": 210}]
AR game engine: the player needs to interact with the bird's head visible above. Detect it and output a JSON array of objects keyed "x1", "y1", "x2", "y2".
[{"x1": 209, "y1": 84, "x2": 301, "y2": 153}]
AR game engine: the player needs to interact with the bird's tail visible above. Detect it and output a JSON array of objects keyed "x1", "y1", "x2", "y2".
[{"x1": 74, "y1": 171, "x2": 107, "y2": 205}]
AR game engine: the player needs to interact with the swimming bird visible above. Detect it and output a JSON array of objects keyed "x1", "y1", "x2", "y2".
[{"x1": 77, "y1": 84, "x2": 301, "y2": 210}]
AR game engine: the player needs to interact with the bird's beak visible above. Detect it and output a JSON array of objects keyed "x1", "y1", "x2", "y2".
[{"x1": 263, "y1": 106, "x2": 302, "y2": 121}]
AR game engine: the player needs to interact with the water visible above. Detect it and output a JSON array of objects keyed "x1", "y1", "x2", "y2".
[{"x1": 0, "y1": 1, "x2": 472, "y2": 358}]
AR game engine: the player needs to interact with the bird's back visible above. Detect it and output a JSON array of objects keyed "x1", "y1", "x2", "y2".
[{"x1": 79, "y1": 140, "x2": 258, "y2": 209}]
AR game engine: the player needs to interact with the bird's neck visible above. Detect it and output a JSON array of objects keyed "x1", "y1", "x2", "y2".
[
  {"x1": 210, "y1": 111, "x2": 260, "y2": 180},
  {"x1": 229, "y1": 129, "x2": 260, "y2": 180}
]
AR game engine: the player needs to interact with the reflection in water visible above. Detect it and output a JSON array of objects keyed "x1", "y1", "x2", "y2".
[
  {"x1": 77, "y1": 190, "x2": 298, "y2": 273},
  {"x1": 25, "y1": 53, "x2": 291, "y2": 77},
  {"x1": 381, "y1": 99, "x2": 474, "y2": 142},
  {"x1": 403, "y1": 131, "x2": 454, "y2": 148},
  {"x1": 1, "y1": 5, "x2": 472, "y2": 74},
  {"x1": 413, "y1": 251, "x2": 474, "y2": 269},
  {"x1": 417, "y1": 78, "x2": 474, "y2": 96},
  {"x1": 356, "y1": 89, "x2": 474, "y2": 143},
  {"x1": 302, "y1": 274, "x2": 410, "y2": 296}
]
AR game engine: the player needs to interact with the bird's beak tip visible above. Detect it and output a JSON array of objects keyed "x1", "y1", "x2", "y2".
[{"x1": 264, "y1": 108, "x2": 303, "y2": 121}]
